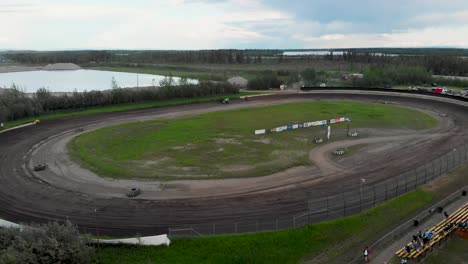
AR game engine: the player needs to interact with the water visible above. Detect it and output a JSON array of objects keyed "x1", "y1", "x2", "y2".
[
  {"x1": 0, "y1": 69, "x2": 196, "y2": 93},
  {"x1": 283, "y1": 51, "x2": 345, "y2": 56}
]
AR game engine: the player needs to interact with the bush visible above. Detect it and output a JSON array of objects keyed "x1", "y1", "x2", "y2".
[
  {"x1": 0, "y1": 221, "x2": 94, "y2": 264},
  {"x1": 247, "y1": 73, "x2": 282, "y2": 90},
  {"x1": 354, "y1": 66, "x2": 433, "y2": 87}
]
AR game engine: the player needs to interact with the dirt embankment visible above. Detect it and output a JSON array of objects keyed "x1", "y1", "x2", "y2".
[{"x1": 0, "y1": 63, "x2": 81, "y2": 73}]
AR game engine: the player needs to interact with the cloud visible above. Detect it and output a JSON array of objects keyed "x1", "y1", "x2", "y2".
[
  {"x1": 295, "y1": 26, "x2": 468, "y2": 48},
  {"x1": 1, "y1": 0, "x2": 468, "y2": 49}
]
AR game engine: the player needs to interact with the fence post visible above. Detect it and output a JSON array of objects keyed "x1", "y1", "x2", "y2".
[
  {"x1": 405, "y1": 174, "x2": 408, "y2": 192},
  {"x1": 343, "y1": 195, "x2": 347, "y2": 216},
  {"x1": 373, "y1": 185, "x2": 376, "y2": 207},
  {"x1": 326, "y1": 196, "x2": 329, "y2": 219},
  {"x1": 360, "y1": 190, "x2": 362, "y2": 212},
  {"x1": 293, "y1": 216, "x2": 296, "y2": 228},
  {"x1": 415, "y1": 169, "x2": 418, "y2": 189},
  {"x1": 446, "y1": 154, "x2": 449, "y2": 171},
  {"x1": 385, "y1": 180, "x2": 388, "y2": 200},
  {"x1": 438, "y1": 157, "x2": 441, "y2": 176},
  {"x1": 424, "y1": 164, "x2": 427, "y2": 184},
  {"x1": 452, "y1": 149, "x2": 456, "y2": 167},
  {"x1": 395, "y1": 178, "x2": 399, "y2": 196},
  {"x1": 432, "y1": 160, "x2": 435, "y2": 180}
]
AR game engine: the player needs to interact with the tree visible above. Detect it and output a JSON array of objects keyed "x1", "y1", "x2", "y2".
[
  {"x1": 301, "y1": 68, "x2": 317, "y2": 85},
  {"x1": 0, "y1": 221, "x2": 94, "y2": 264},
  {"x1": 111, "y1": 76, "x2": 119, "y2": 89}
]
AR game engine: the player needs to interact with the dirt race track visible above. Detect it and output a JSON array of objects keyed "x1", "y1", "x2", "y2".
[{"x1": 1, "y1": 91, "x2": 468, "y2": 237}]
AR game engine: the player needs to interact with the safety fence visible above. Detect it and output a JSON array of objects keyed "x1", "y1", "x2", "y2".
[{"x1": 169, "y1": 144, "x2": 468, "y2": 237}]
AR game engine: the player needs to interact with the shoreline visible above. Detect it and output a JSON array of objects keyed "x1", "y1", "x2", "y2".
[{"x1": 0, "y1": 63, "x2": 81, "y2": 73}]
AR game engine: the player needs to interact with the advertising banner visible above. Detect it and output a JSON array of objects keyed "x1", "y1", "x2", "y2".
[{"x1": 254, "y1": 117, "x2": 350, "y2": 135}]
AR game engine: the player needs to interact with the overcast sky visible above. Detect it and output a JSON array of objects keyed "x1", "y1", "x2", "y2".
[{"x1": 1, "y1": 0, "x2": 468, "y2": 50}]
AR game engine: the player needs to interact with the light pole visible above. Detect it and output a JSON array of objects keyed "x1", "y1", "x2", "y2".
[
  {"x1": 94, "y1": 208, "x2": 99, "y2": 249},
  {"x1": 360, "y1": 178, "x2": 366, "y2": 212}
]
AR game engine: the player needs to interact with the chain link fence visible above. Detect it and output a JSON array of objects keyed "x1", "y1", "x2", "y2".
[{"x1": 169, "y1": 144, "x2": 468, "y2": 237}]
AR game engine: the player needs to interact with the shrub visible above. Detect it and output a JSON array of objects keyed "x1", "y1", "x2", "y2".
[{"x1": 0, "y1": 221, "x2": 94, "y2": 264}]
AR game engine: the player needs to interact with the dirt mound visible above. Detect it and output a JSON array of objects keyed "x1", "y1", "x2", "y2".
[
  {"x1": 227, "y1": 76, "x2": 248, "y2": 87},
  {"x1": 43, "y1": 63, "x2": 81, "y2": 71}
]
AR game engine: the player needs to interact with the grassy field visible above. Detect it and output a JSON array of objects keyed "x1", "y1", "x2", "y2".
[
  {"x1": 0, "y1": 93, "x2": 262, "y2": 131},
  {"x1": 94, "y1": 189, "x2": 433, "y2": 264},
  {"x1": 68, "y1": 101, "x2": 438, "y2": 180}
]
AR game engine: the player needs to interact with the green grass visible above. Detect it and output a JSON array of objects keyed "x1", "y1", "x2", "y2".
[
  {"x1": 68, "y1": 101, "x2": 438, "y2": 180},
  {"x1": 95, "y1": 189, "x2": 434, "y2": 264},
  {"x1": 0, "y1": 93, "x2": 262, "y2": 131}
]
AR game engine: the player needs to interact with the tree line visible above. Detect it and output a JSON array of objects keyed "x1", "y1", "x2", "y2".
[
  {"x1": 0, "y1": 79, "x2": 238, "y2": 123},
  {"x1": 4, "y1": 50, "x2": 280, "y2": 65}
]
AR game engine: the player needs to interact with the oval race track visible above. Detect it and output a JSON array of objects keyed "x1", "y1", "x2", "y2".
[{"x1": 1, "y1": 91, "x2": 468, "y2": 236}]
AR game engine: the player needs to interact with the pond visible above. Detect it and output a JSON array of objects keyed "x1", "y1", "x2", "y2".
[{"x1": 0, "y1": 69, "x2": 195, "y2": 93}]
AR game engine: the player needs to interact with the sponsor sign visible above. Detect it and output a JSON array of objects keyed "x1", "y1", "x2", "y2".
[{"x1": 254, "y1": 117, "x2": 350, "y2": 135}]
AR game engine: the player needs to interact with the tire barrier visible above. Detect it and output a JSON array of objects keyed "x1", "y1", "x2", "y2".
[
  {"x1": 314, "y1": 138, "x2": 324, "y2": 144},
  {"x1": 127, "y1": 188, "x2": 141, "y2": 197},
  {"x1": 333, "y1": 148, "x2": 345, "y2": 155},
  {"x1": 348, "y1": 131, "x2": 358, "y2": 137},
  {"x1": 33, "y1": 164, "x2": 47, "y2": 172}
]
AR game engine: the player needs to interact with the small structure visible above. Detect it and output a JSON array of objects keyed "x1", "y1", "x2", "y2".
[
  {"x1": 348, "y1": 131, "x2": 358, "y2": 137},
  {"x1": 280, "y1": 84, "x2": 287, "y2": 90},
  {"x1": 343, "y1": 73, "x2": 364, "y2": 80}
]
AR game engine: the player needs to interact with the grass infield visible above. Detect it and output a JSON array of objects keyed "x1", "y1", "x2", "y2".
[{"x1": 68, "y1": 101, "x2": 438, "y2": 180}]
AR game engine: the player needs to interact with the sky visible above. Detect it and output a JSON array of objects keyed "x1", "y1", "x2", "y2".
[{"x1": 1, "y1": 0, "x2": 468, "y2": 50}]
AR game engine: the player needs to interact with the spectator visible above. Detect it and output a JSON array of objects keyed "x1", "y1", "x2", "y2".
[
  {"x1": 405, "y1": 245, "x2": 411, "y2": 253},
  {"x1": 443, "y1": 223, "x2": 453, "y2": 232},
  {"x1": 363, "y1": 246, "x2": 369, "y2": 262},
  {"x1": 444, "y1": 211, "x2": 449, "y2": 218}
]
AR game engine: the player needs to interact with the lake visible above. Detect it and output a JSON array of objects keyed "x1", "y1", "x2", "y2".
[
  {"x1": 0, "y1": 69, "x2": 195, "y2": 93},
  {"x1": 283, "y1": 51, "x2": 345, "y2": 56}
]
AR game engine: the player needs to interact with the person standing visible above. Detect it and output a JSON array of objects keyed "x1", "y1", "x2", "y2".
[{"x1": 363, "y1": 246, "x2": 369, "y2": 262}]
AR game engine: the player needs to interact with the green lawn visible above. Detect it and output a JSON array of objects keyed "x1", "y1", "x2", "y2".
[
  {"x1": 0, "y1": 93, "x2": 262, "y2": 131},
  {"x1": 95, "y1": 189, "x2": 433, "y2": 264},
  {"x1": 69, "y1": 101, "x2": 438, "y2": 180}
]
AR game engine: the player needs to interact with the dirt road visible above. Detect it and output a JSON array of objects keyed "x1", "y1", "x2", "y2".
[{"x1": 1, "y1": 92, "x2": 467, "y2": 236}]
